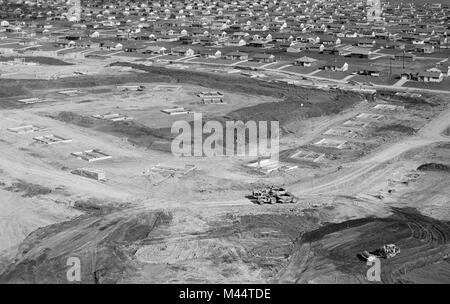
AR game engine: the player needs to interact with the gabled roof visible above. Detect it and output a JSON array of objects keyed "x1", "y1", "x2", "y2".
[
  {"x1": 251, "y1": 53, "x2": 274, "y2": 59},
  {"x1": 295, "y1": 56, "x2": 317, "y2": 62},
  {"x1": 225, "y1": 51, "x2": 248, "y2": 56}
]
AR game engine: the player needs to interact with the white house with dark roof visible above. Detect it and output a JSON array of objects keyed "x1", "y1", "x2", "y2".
[{"x1": 294, "y1": 56, "x2": 318, "y2": 67}]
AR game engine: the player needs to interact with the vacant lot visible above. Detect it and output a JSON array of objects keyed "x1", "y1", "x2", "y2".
[
  {"x1": 0, "y1": 56, "x2": 73, "y2": 66},
  {"x1": 404, "y1": 79, "x2": 450, "y2": 91}
]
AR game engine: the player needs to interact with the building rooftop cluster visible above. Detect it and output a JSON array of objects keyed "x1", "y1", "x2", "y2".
[{"x1": 0, "y1": 0, "x2": 449, "y2": 83}]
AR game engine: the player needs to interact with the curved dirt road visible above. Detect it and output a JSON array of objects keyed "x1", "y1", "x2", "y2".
[{"x1": 292, "y1": 107, "x2": 450, "y2": 196}]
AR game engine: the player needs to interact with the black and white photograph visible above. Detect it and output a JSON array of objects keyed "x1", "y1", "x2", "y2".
[{"x1": 0, "y1": 0, "x2": 449, "y2": 290}]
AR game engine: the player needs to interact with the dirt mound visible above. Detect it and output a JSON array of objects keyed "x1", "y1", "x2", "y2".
[
  {"x1": 280, "y1": 207, "x2": 450, "y2": 283},
  {"x1": 0, "y1": 209, "x2": 172, "y2": 284},
  {"x1": 377, "y1": 91, "x2": 439, "y2": 110},
  {"x1": 0, "y1": 206, "x2": 319, "y2": 283},
  {"x1": 444, "y1": 127, "x2": 450, "y2": 137},
  {"x1": 374, "y1": 124, "x2": 417, "y2": 135},
  {"x1": 3, "y1": 180, "x2": 53, "y2": 198},
  {"x1": 417, "y1": 163, "x2": 450, "y2": 173},
  {"x1": 73, "y1": 198, "x2": 127, "y2": 215}
]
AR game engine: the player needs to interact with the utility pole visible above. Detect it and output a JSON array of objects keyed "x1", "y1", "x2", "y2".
[
  {"x1": 389, "y1": 57, "x2": 392, "y2": 79},
  {"x1": 402, "y1": 49, "x2": 405, "y2": 70}
]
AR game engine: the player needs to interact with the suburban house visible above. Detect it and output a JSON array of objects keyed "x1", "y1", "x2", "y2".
[
  {"x1": 345, "y1": 47, "x2": 373, "y2": 59},
  {"x1": 224, "y1": 51, "x2": 248, "y2": 60},
  {"x1": 286, "y1": 43, "x2": 305, "y2": 53},
  {"x1": 356, "y1": 68, "x2": 381, "y2": 77},
  {"x1": 142, "y1": 45, "x2": 166, "y2": 55},
  {"x1": 156, "y1": 34, "x2": 180, "y2": 42},
  {"x1": 320, "y1": 36, "x2": 341, "y2": 46},
  {"x1": 294, "y1": 56, "x2": 318, "y2": 67},
  {"x1": 122, "y1": 42, "x2": 146, "y2": 53},
  {"x1": 226, "y1": 38, "x2": 247, "y2": 47},
  {"x1": 400, "y1": 70, "x2": 418, "y2": 80},
  {"x1": 357, "y1": 39, "x2": 376, "y2": 48},
  {"x1": 250, "y1": 53, "x2": 275, "y2": 63},
  {"x1": 307, "y1": 43, "x2": 325, "y2": 52},
  {"x1": 171, "y1": 47, "x2": 195, "y2": 57},
  {"x1": 434, "y1": 63, "x2": 450, "y2": 77},
  {"x1": 417, "y1": 71, "x2": 444, "y2": 82},
  {"x1": 199, "y1": 49, "x2": 221, "y2": 58},
  {"x1": 247, "y1": 40, "x2": 271, "y2": 48},
  {"x1": 415, "y1": 45, "x2": 434, "y2": 54},
  {"x1": 100, "y1": 41, "x2": 122, "y2": 51},
  {"x1": 319, "y1": 60, "x2": 349, "y2": 72},
  {"x1": 385, "y1": 41, "x2": 406, "y2": 50}
]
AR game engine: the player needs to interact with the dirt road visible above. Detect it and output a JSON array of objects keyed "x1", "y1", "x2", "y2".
[{"x1": 292, "y1": 107, "x2": 450, "y2": 196}]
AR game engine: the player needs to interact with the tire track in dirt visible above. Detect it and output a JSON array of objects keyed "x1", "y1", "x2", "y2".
[
  {"x1": 292, "y1": 107, "x2": 450, "y2": 196},
  {"x1": 277, "y1": 207, "x2": 450, "y2": 283}
]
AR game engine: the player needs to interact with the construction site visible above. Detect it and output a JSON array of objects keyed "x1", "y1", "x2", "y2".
[{"x1": 0, "y1": 51, "x2": 449, "y2": 285}]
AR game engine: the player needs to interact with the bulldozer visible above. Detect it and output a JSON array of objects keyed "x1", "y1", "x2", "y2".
[
  {"x1": 257, "y1": 195, "x2": 277, "y2": 204},
  {"x1": 360, "y1": 244, "x2": 400, "y2": 260},
  {"x1": 250, "y1": 186, "x2": 297, "y2": 205}
]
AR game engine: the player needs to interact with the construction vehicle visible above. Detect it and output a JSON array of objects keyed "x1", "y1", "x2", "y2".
[
  {"x1": 250, "y1": 186, "x2": 297, "y2": 205},
  {"x1": 360, "y1": 244, "x2": 400, "y2": 260},
  {"x1": 257, "y1": 195, "x2": 277, "y2": 204}
]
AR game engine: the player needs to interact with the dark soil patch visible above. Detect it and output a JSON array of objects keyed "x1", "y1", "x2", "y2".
[
  {"x1": 290, "y1": 207, "x2": 450, "y2": 283},
  {"x1": 374, "y1": 124, "x2": 417, "y2": 135},
  {"x1": 3, "y1": 180, "x2": 52, "y2": 197},
  {"x1": 0, "y1": 56, "x2": 73, "y2": 66},
  {"x1": 444, "y1": 127, "x2": 450, "y2": 137},
  {"x1": 417, "y1": 163, "x2": 450, "y2": 173},
  {"x1": 51, "y1": 111, "x2": 173, "y2": 150},
  {"x1": 0, "y1": 210, "x2": 172, "y2": 284},
  {"x1": 73, "y1": 198, "x2": 128, "y2": 215}
]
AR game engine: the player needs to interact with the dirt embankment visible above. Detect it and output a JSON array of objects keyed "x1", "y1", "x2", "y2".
[
  {"x1": 0, "y1": 56, "x2": 73, "y2": 66},
  {"x1": 51, "y1": 111, "x2": 173, "y2": 150},
  {"x1": 417, "y1": 163, "x2": 450, "y2": 173},
  {"x1": 0, "y1": 73, "x2": 169, "y2": 101},
  {"x1": 225, "y1": 91, "x2": 361, "y2": 128},
  {"x1": 4, "y1": 205, "x2": 449, "y2": 284},
  {"x1": 2, "y1": 180, "x2": 53, "y2": 198},
  {"x1": 0, "y1": 205, "x2": 320, "y2": 284},
  {"x1": 377, "y1": 91, "x2": 441, "y2": 110},
  {"x1": 373, "y1": 124, "x2": 417, "y2": 136},
  {"x1": 280, "y1": 207, "x2": 450, "y2": 283},
  {"x1": 0, "y1": 208, "x2": 172, "y2": 284},
  {"x1": 444, "y1": 127, "x2": 450, "y2": 137}
]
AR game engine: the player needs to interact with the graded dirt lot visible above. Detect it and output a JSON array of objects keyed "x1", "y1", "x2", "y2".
[{"x1": 0, "y1": 62, "x2": 449, "y2": 283}]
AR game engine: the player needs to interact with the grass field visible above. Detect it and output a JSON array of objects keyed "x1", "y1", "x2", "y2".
[
  {"x1": 314, "y1": 70, "x2": 351, "y2": 80},
  {"x1": 352, "y1": 75, "x2": 399, "y2": 85}
]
